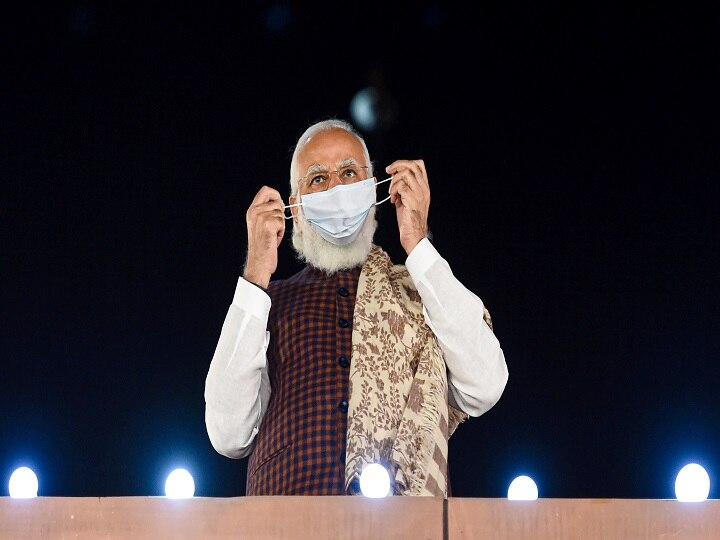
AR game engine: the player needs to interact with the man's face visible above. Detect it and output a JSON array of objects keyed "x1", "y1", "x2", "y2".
[
  {"x1": 291, "y1": 128, "x2": 369, "y2": 210},
  {"x1": 289, "y1": 128, "x2": 378, "y2": 273}
]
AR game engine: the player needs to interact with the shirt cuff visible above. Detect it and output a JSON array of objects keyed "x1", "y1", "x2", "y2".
[
  {"x1": 405, "y1": 237, "x2": 442, "y2": 284},
  {"x1": 232, "y1": 277, "x2": 272, "y2": 320}
]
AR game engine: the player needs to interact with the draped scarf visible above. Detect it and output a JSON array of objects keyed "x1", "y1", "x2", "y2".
[{"x1": 344, "y1": 245, "x2": 471, "y2": 496}]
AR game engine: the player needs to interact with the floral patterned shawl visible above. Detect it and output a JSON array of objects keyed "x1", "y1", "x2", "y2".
[{"x1": 344, "y1": 245, "x2": 469, "y2": 496}]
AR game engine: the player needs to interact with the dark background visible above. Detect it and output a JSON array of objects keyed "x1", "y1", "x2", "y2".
[{"x1": 2, "y1": 3, "x2": 718, "y2": 498}]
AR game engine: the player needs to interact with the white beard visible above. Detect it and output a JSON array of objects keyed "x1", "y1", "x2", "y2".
[{"x1": 291, "y1": 206, "x2": 377, "y2": 273}]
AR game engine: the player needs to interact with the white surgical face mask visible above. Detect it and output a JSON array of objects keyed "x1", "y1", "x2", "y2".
[{"x1": 286, "y1": 177, "x2": 391, "y2": 245}]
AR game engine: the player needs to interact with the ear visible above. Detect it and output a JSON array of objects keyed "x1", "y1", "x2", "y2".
[{"x1": 289, "y1": 195, "x2": 298, "y2": 224}]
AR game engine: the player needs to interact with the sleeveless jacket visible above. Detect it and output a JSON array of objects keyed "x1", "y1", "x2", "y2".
[{"x1": 245, "y1": 264, "x2": 360, "y2": 495}]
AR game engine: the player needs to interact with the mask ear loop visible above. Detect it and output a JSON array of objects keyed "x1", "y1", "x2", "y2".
[
  {"x1": 375, "y1": 177, "x2": 392, "y2": 206},
  {"x1": 284, "y1": 201, "x2": 301, "y2": 220}
]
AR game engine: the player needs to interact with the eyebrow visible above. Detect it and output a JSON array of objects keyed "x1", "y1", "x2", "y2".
[{"x1": 304, "y1": 158, "x2": 360, "y2": 175}]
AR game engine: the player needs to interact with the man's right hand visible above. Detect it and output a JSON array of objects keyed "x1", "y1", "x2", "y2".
[{"x1": 243, "y1": 186, "x2": 285, "y2": 289}]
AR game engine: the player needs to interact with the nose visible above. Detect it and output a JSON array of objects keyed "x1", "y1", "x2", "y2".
[{"x1": 327, "y1": 170, "x2": 343, "y2": 190}]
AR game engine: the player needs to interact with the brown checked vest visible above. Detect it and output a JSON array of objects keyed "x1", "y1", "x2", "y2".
[
  {"x1": 246, "y1": 245, "x2": 483, "y2": 496},
  {"x1": 245, "y1": 262, "x2": 358, "y2": 495}
]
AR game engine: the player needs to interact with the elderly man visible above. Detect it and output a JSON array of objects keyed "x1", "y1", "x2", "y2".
[{"x1": 204, "y1": 118, "x2": 508, "y2": 496}]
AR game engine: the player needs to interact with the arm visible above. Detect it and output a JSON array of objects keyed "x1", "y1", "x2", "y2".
[
  {"x1": 386, "y1": 159, "x2": 508, "y2": 415},
  {"x1": 205, "y1": 185, "x2": 284, "y2": 457},
  {"x1": 406, "y1": 238, "x2": 509, "y2": 417},
  {"x1": 204, "y1": 277, "x2": 272, "y2": 458}
]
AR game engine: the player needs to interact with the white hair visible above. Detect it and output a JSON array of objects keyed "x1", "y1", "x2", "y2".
[{"x1": 289, "y1": 118, "x2": 373, "y2": 197}]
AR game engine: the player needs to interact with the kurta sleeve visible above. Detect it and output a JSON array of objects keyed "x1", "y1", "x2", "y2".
[
  {"x1": 405, "y1": 238, "x2": 508, "y2": 416},
  {"x1": 204, "y1": 277, "x2": 272, "y2": 458}
]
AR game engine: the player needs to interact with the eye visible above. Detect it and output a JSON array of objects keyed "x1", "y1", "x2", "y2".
[
  {"x1": 309, "y1": 173, "x2": 328, "y2": 185},
  {"x1": 341, "y1": 167, "x2": 358, "y2": 178}
]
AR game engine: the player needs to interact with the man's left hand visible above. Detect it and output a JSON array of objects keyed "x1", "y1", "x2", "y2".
[{"x1": 386, "y1": 159, "x2": 430, "y2": 255}]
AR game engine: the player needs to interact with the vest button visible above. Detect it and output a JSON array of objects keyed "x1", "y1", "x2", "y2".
[
  {"x1": 338, "y1": 399, "x2": 348, "y2": 413},
  {"x1": 338, "y1": 286, "x2": 349, "y2": 297},
  {"x1": 339, "y1": 318, "x2": 351, "y2": 328},
  {"x1": 338, "y1": 355, "x2": 349, "y2": 368}
]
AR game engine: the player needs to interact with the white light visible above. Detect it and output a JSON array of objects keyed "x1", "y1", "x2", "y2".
[
  {"x1": 507, "y1": 475, "x2": 538, "y2": 500},
  {"x1": 9, "y1": 467, "x2": 39, "y2": 499},
  {"x1": 359, "y1": 463, "x2": 391, "y2": 498},
  {"x1": 349, "y1": 87, "x2": 379, "y2": 132},
  {"x1": 164, "y1": 468, "x2": 195, "y2": 499},
  {"x1": 675, "y1": 463, "x2": 710, "y2": 502}
]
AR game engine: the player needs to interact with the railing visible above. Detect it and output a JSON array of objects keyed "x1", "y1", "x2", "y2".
[{"x1": 1, "y1": 496, "x2": 718, "y2": 539}]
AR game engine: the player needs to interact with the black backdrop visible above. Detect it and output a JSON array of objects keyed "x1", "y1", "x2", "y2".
[{"x1": 2, "y1": 3, "x2": 718, "y2": 498}]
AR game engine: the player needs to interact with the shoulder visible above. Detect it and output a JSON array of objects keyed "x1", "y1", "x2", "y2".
[
  {"x1": 391, "y1": 264, "x2": 422, "y2": 305},
  {"x1": 267, "y1": 266, "x2": 331, "y2": 302},
  {"x1": 267, "y1": 267, "x2": 307, "y2": 296}
]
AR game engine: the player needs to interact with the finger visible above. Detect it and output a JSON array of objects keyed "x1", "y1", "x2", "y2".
[
  {"x1": 390, "y1": 173, "x2": 424, "y2": 202},
  {"x1": 256, "y1": 211, "x2": 285, "y2": 243},
  {"x1": 247, "y1": 192, "x2": 285, "y2": 221},
  {"x1": 389, "y1": 177, "x2": 406, "y2": 205},
  {"x1": 386, "y1": 159, "x2": 425, "y2": 180},
  {"x1": 247, "y1": 208, "x2": 282, "y2": 230},
  {"x1": 386, "y1": 159, "x2": 414, "y2": 175},
  {"x1": 390, "y1": 183, "x2": 422, "y2": 211},
  {"x1": 250, "y1": 185, "x2": 284, "y2": 206},
  {"x1": 400, "y1": 160, "x2": 428, "y2": 190},
  {"x1": 413, "y1": 159, "x2": 428, "y2": 188},
  {"x1": 387, "y1": 161, "x2": 428, "y2": 192},
  {"x1": 250, "y1": 200, "x2": 285, "y2": 215},
  {"x1": 389, "y1": 178, "x2": 414, "y2": 207}
]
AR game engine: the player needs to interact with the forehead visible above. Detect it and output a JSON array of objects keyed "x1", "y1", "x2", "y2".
[{"x1": 297, "y1": 128, "x2": 365, "y2": 170}]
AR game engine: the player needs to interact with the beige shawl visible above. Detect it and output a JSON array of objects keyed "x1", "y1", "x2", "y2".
[{"x1": 344, "y1": 245, "x2": 485, "y2": 496}]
